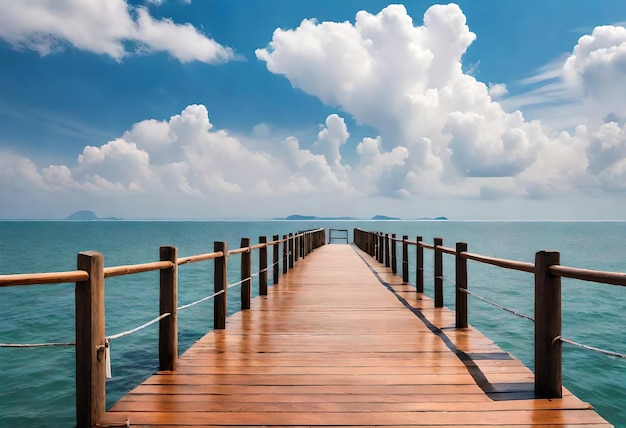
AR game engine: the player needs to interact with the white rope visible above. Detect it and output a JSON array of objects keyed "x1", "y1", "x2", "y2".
[
  {"x1": 106, "y1": 313, "x2": 170, "y2": 341},
  {"x1": 442, "y1": 275, "x2": 456, "y2": 286},
  {"x1": 0, "y1": 341, "x2": 75, "y2": 348},
  {"x1": 268, "y1": 259, "x2": 280, "y2": 269},
  {"x1": 407, "y1": 260, "x2": 433, "y2": 274},
  {"x1": 556, "y1": 336, "x2": 626, "y2": 359},
  {"x1": 459, "y1": 288, "x2": 534, "y2": 322},
  {"x1": 227, "y1": 278, "x2": 247, "y2": 289},
  {"x1": 2, "y1": 312, "x2": 172, "y2": 348},
  {"x1": 177, "y1": 289, "x2": 224, "y2": 311}
]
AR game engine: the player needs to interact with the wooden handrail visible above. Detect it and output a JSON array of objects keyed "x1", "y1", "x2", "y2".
[
  {"x1": 550, "y1": 265, "x2": 626, "y2": 287},
  {"x1": 462, "y1": 251, "x2": 535, "y2": 273},
  {"x1": 0, "y1": 227, "x2": 328, "y2": 428},
  {"x1": 176, "y1": 251, "x2": 223, "y2": 265},
  {"x1": 353, "y1": 226, "x2": 625, "y2": 403},
  {"x1": 420, "y1": 241, "x2": 436, "y2": 250},
  {"x1": 438, "y1": 245, "x2": 456, "y2": 255},
  {"x1": 104, "y1": 261, "x2": 174, "y2": 278},
  {"x1": 228, "y1": 247, "x2": 251, "y2": 255},
  {"x1": 0, "y1": 270, "x2": 89, "y2": 287}
]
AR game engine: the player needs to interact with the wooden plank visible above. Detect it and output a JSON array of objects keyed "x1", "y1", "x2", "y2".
[
  {"x1": 110, "y1": 397, "x2": 594, "y2": 413},
  {"x1": 97, "y1": 244, "x2": 610, "y2": 427},
  {"x1": 98, "y1": 409, "x2": 610, "y2": 426}
]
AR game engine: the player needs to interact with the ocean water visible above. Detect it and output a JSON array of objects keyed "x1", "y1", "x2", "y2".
[{"x1": 0, "y1": 220, "x2": 624, "y2": 427}]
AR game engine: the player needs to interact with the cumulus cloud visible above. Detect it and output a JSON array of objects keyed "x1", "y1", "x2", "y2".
[
  {"x1": 488, "y1": 83, "x2": 508, "y2": 99},
  {"x1": 2, "y1": 4, "x2": 626, "y2": 219},
  {"x1": 0, "y1": 0, "x2": 234, "y2": 63},
  {"x1": 254, "y1": 3, "x2": 626, "y2": 204},
  {"x1": 563, "y1": 25, "x2": 626, "y2": 122},
  {"x1": 505, "y1": 24, "x2": 626, "y2": 130},
  {"x1": 0, "y1": 106, "x2": 367, "y2": 217},
  {"x1": 257, "y1": 3, "x2": 576, "y2": 198}
]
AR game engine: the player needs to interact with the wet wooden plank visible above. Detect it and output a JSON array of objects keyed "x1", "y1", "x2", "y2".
[{"x1": 97, "y1": 244, "x2": 611, "y2": 427}]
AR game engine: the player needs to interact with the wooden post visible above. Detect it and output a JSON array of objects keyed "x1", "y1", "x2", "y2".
[
  {"x1": 402, "y1": 236, "x2": 409, "y2": 283},
  {"x1": 535, "y1": 250, "x2": 562, "y2": 398},
  {"x1": 259, "y1": 236, "x2": 268, "y2": 295},
  {"x1": 455, "y1": 242, "x2": 468, "y2": 329},
  {"x1": 384, "y1": 234, "x2": 391, "y2": 267},
  {"x1": 273, "y1": 235, "x2": 279, "y2": 284},
  {"x1": 241, "y1": 238, "x2": 251, "y2": 310},
  {"x1": 373, "y1": 232, "x2": 378, "y2": 260},
  {"x1": 214, "y1": 242, "x2": 227, "y2": 329},
  {"x1": 75, "y1": 251, "x2": 105, "y2": 428},
  {"x1": 374, "y1": 232, "x2": 378, "y2": 257},
  {"x1": 295, "y1": 233, "x2": 300, "y2": 262},
  {"x1": 378, "y1": 233, "x2": 384, "y2": 263},
  {"x1": 391, "y1": 234, "x2": 397, "y2": 274},
  {"x1": 301, "y1": 232, "x2": 306, "y2": 259},
  {"x1": 289, "y1": 233, "x2": 294, "y2": 269},
  {"x1": 282, "y1": 235, "x2": 288, "y2": 274},
  {"x1": 159, "y1": 246, "x2": 178, "y2": 371},
  {"x1": 434, "y1": 237, "x2": 443, "y2": 307},
  {"x1": 416, "y1": 236, "x2": 424, "y2": 293}
]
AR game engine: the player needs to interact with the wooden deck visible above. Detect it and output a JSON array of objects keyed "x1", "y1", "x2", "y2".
[{"x1": 97, "y1": 244, "x2": 611, "y2": 427}]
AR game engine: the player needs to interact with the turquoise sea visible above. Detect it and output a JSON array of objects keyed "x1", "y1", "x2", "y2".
[{"x1": 0, "y1": 220, "x2": 625, "y2": 427}]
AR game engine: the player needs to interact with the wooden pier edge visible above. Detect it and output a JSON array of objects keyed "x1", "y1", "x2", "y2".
[{"x1": 96, "y1": 243, "x2": 612, "y2": 428}]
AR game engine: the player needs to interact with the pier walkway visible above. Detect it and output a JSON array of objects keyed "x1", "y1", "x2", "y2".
[{"x1": 97, "y1": 244, "x2": 610, "y2": 427}]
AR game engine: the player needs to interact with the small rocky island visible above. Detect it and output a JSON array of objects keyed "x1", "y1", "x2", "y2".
[{"x1": 66, "y1": 210, "x2": 121, "y2": 221}]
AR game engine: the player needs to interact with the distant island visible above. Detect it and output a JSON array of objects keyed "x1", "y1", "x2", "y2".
[
  {"x1": 371, "y1": 215, "x2": 401, "y2": 220},
  {"x1": 415, "y1": 216, "x2": 448, "y2": 221},
  {"x1": 66, "y1": 210, "x2": 121, "y2": 221},
  {"x1": 279, "y1": 215, "x2": 360, "y2": 220},
  {"x1": 275, "y1": 214, "x2": 448, "y2": 221}
]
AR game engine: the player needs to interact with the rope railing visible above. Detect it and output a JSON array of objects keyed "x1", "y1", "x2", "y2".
[
  {"x1": 227, "y1": 277, "x2": 248, "y2": 289},
  {"x1": 352, "y1": 226, "x2": 625, "y2": 400},
  {"x1": 555, "y1": 336, "x2": 626, "y2": 359},
  {"x1": 407, "y1": 260, "x2": 433, "y2": 274},
  {"x1": 106, "y1": 313, "x2": 171, "y2": 342},
  {"x1": 459, "y1": 288, "x2": 534, "y2": 322},
  {"x1": 0, "y1": 341, "x2": 76, "y2": 348},
  {"x1": 177, "y1": 289, "x2": 225, "y2": 311},
  {"x1": 0, "y1": 227, "x2": 329, "y2": 427}
]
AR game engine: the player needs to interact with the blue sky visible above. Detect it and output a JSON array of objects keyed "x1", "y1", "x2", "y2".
[{"x1": 1, "y1": 0, "x2": 626, "y2": 220}]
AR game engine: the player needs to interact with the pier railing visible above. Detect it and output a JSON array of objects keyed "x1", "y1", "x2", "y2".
[
  {"x1": 0, "y1": 227, "x2": 326, "y2": 428},
  {"x1": 353, "y1": 228, "x2": 626, "y2": 400}
]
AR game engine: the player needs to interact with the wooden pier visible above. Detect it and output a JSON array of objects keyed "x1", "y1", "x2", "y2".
[{"x1": 96, "y1": 244, "x2": 611, "y2": 427}]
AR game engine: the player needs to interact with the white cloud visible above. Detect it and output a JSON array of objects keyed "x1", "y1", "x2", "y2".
[
  {"x1": 563, "y1": 25, "x2": 626, "y2": 122},
  {"x1": 0, "y1": 0, "x2": 234, "y2": 63},
  {"x1": 0, "y1": 106, "x2": 363, "y2": 218},
  {"x1": 257, "y1": 4, "x2": 554, "y2": 195},
  {"x1": 488, "y1": 83, "x2": 508, "y2": 99},
  {"x1": 134, "y1": 8, "x2": 235, "y2": 63},
  {"x1": 256, "y1": 4, "x2": 626, "y2": 206},
  {"x1": 2, "y1": 4, "x2": 626, "y2": 219},
  {"x1": 505, "y1": 25, "x2": 626, "y2": 129}
]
